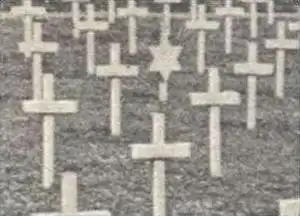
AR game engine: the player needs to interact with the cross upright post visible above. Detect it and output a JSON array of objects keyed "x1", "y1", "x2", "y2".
[
  {"x1": 108, "y1": 0, "x2": 116, "y2": 23},
  {"x1": 189, "y1": 0, "x2": 197, "y2": 20},
  {"x1": 234, "y1": 41, "x2": 274, "y2": 129},
  {"x1": 9, "y1": 0, "x2": 47, "y2": 58},
  {"x1": 76, "y1": 3, "x2": 109, "y2": 75},
  {"x1": 117, "y1": 0, "x2": 149, "y2": 54},
  {"x1": 96, "y1": 43, "x2": 139, "y2": 136},
  {"x1": 215, "y1": 0, "x2": 245, "y2": 53},
  {"x1": 31, "y1": 172, "x2": 111, "y2": 216},
  {"x1": 189, "y1": 67, "x2": 241, "y2": 177},
  {"x1": 130, "y1": 113, "x2": 192, "y2": 216},
  {"x1": 61, "y1": 0, "x2": 90, "y2": 38},
  {"x1": 185, "y1": 5, "x2": 220, "y2": 74},
  {"x1": 22, "y1": 74, "x2": 78, "y2": 189},
  {"x1": 265, "y1": 21, "x2": 300, "y2": 98},
  {"x1": 18, "y1": 20, "x2": 58, "y2": 100},
  {"x1": 278, "y1": 198, "x2": 300, "y2": 216}
]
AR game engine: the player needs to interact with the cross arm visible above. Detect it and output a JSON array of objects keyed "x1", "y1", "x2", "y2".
[
  {"x1": 289, "y1": 22, "x2": 300, "y2": 31},
  {"x1": 234, "y1": 63, "x2": 274, "y2": 76},
  {"x1": 185, "y1": 20, "x2": 220, "y2": 31},
  {"x1": 9, "y1": 6, "x2": 47, "y2": 17},
  {"x1": 31, "y1": 210, "x2": 111, "y2": 216},
  {"x1": 130, "y1": 143, "x2": 192, "y2": 160},
  {"x1": 61, "y1": 0, "x2": 90, "y2": 2},
  {"x1": 238, "y1": 0, "x2": 271, "y2": 3},
  {"x1": 154, "y1": 0, "x2": 182, "y2": 3},
  {"x1": 22, "y1": 100, "x2": 78, "y2": 114},
  {"x1": 18, "y1": 42, "x2": 59, "y2": 54},
  {"x1": 96, "y1": 65, "x2": 139, "y2": 77},
  {"x1": 265, "y1": 39, "x2": 300, "y2": 50},
  {"x1": 189, "y1": 91, "x2": 241, "y2": 106},
  {"x1": 117, "y1": 7, "x2": 149, "y2": 18},
  {"x1": 76, "y1": 21, "x2": 109, "y2": 31},
  {"x1": 215, "y1": 7, "x2": 245, "y2": 17}
]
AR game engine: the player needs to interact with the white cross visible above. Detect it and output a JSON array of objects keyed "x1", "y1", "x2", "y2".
[
  {"x1": 22, "y1": 74, "x2": 78, "y2": 188},
  {"x1": 117, "y1": 0, "x2": 149, "y2": 54},
  {"x1": 279, "y1": 199, "x2": 300, "y2": 216},
  {"x1": 234, "y1": 42, "x2": 274, "y2": 129},
  {"x1": 19, "y1": 21, "x2": 58, "y2": 99},
  {"x1": 9, "y1": 0, "x2": 47, "y2": 58},
  {"x1": 96, "y1": 43, "x2": 139, "y2": 136},
  {"x1": 61, "y1": 0, "x2": 90, "y2": 38},
  {"x1": 154, "y1": 0, "x2": 181, "y2": 41},
  {"x1": 31, "y1": 172, "x2": 111, "y2": 216},
  {"x1": 76, "y1": 3, "x2": 109, "y2": 75},
  {"x1": 189, "y1": 67, "x2": 240, "y2": 177},
  {"x1": 265, "y1": 21, "x2": 300, "y2": 98},
  {"x1": 185, "y1": 5, "x2": 220, "y2": 74},
  {"x1": 238, "y1": 0, "x2": 274, "y2": 37},
  {"x1": 215, "y1": 0, "x2": 245, "y2": 53},
  {"x1": 130, "y1": 112, "x2": 192, "y2": 216}
]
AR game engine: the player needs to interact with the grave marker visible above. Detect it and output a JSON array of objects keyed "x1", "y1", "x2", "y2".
[
  {"x1": 9, "y1": 0, "x2": 47, "y2": 58},
  {"x1": 22, "y1": 74, "x2": 78, "y2": 188},
  {"x1": 130, "y1": 113, "x2": 192, "y2": 216},
  {"x1": 234, "y1": 42, "x2": 273, "y2": 129},
  {"x1": 149, "y1": 38, "x2": 182, "y2": 102},
  {"x1": 61, "y1": 0, "x2": 90, "y2": 38},
  {"x1": 19, "y1": 21, "x2": 58, "y2": 100},
  {"x1": 189, "y1": 67, "x2": 241, "y2": 177},
  {"x1": 238, "y1": 0, "x2": 274, "y2": 37},
  {"x1": 117, "y1": 0, "x2": 149, "y2": 54},
  {"x1": 279, "y1": 199, "x2": 300, "y2": 216},
  {"x1": 215, "y1": 0, "x2": 245, "y2": 53},
  {"x1": 76, "y1": 3, "x2": 109, "y2": 74},
  {"x1": 265, "y1": 21, "x2": 300, "y2": 98},
  {"x1": 185, "y1": 5, "x2": 220, "y2": 74},
  {"x1": 96, "y1": 43, "x2": 139, "y2": 136},
  {"x1": 31, "y1": 172, "x2": 111, "y2": 216}
]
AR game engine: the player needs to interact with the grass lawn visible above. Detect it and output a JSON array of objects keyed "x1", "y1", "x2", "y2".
[{"x1": 0, "y1": 11, "x2": 299, "y2": 216}]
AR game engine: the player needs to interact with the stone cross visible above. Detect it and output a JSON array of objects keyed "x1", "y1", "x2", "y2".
[
  {"x1": 238, "y1": 0, "x2": 275, "y2": 37},
  {"x1": 61, "y1": 0, "x2": 90, "y2": 38},
  {"x1": 185, "y1": 5, "x2": 220, "y2": 74},
  {"x1": 96, "y1": 43, "x2": 139, "y2": 136},
  {"x1": 265, "y1": 21, "x2": 300, "y2": 98},
  {"x1": 215, "y1": 0, "x2": 245, "y2": 53},
  {"x1": 149, "y1": 38, "x2": 182, "y2": 102},
  {"x1": 22, "y1": 74, "x2": 78, "y2": 188},
  {"x1": 189, "y1": 67, "x2": 241, "y2": 177},
  {"x1": 9, "y1": 0, "x2": 47, "y2": 58},
  {"x1": 154, "y1": 0, "x2": 182, "y2": 40},
  {"x1": 117, "y1": 0, "x2": 149, "y2": 54},
  {"x1": 130, "y1": 113, "x2": 192, "y2": 216},
  {"x1": 279, "y1": 199, "x2": 300, "y2": 216},
  {"x1": 76, "y1": 3, "x2": 109, "y2": 75},
  {"x1": 234, "y1": 42, "x2": 273, "y2": 129},
  {"x1": 31, "y1": 172, "x2": 111, "y2": 216},
  {"x1": 19, "y1": 21, "x2": 58, "y2": 100}
]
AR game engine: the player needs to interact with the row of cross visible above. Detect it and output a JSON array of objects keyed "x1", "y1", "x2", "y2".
[{"x1": 4, "y1": 0, "x2": 300, "y2": 216}]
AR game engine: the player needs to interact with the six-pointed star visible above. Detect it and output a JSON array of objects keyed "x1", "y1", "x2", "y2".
[{"x1": 149, "y1": 40, "x2": 182, "y2": 81}]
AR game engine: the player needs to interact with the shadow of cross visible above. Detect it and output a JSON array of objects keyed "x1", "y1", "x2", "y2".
[
  {"x1": 8, "y1": 0, "x2": 47, "y2": 58},
  {"x1": 185, "y1": 4, "x2": 220, "y2": 74},
  {"x1": 279, "y1": 198, "x2": 300, "y2": 216},
  {"x1": 22, "y1": 74, "x2": 78, "y2": 189},
  {"x1": 76, "y1": 3, "x2": 109, "y2": 75},
  {"x1": 61, "y1": 0, "x2": 90, "y2": 38},
  {"x1": 117, "y1": 0, "x2": 149, "y2": 55},
  {"x1": 130, "y1": 113, "x2": 192, "y2": 216},
  {"x1": 215, "y1": 0, "x2": 245, "y2": 54},
  {"x1": 31, "y1": 172, "x2": 111, "y2": 216},
  {"x1": 234, "y1": 41, "x2": 274, "y2": 130},
  {"x1": 264, "y1": 21, "x2": 300, "y2": 99},
  {"x1": 96, "y1": 43, "x2": 139, "y2": 137},
  {"x1": 238, "y1": 0, "x2": 275, "y2": 38},
  {"x1": 189, "y1": 67, "x2": 241, "y2": 177}
]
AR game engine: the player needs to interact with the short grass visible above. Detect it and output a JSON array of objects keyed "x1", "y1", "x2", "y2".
[{"x1": 0, "y1": 13, "x2": 299, "y2": 216}]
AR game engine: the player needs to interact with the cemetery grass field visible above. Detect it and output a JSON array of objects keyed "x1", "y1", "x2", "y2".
[{"x1": 0, "y1": 15, "x2": 299, "y2": 216}]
